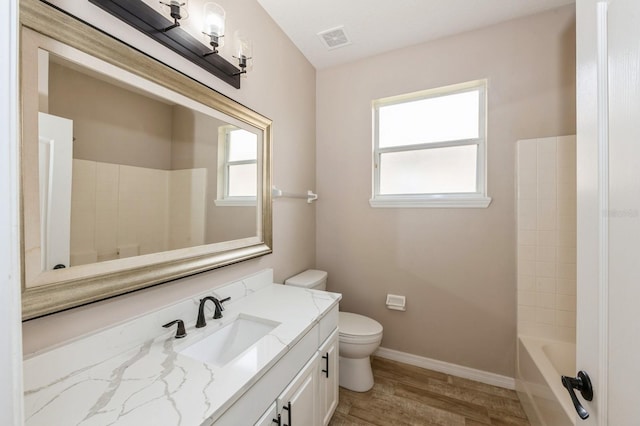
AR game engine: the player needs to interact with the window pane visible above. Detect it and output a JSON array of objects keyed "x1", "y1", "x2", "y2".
[
  {"x1": 228, "y1": 129, "x2": 257, "y2": 161},
  {"x1": 378, "y1": 90, "x2": 479, "y2": 148},
  {"x1": 379, "y1": 145, "x2": 477, "y2": 194},
  {"x1": 228, "y1": 164, "x2": 257, "y2": 197}
]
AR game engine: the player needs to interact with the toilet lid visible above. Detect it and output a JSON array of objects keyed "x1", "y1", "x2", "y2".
[{"x1": 339, "y1": 312, "x2": 383, "y2": 337}]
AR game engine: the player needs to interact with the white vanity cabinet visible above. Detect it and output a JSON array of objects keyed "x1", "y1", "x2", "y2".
[
  {"x1": 216, "y1": 304, "x2": 339, "y2": 426},
  {"x1": 262, "y1": 329, "x2": 338, "y2": 426},
  {"x1": 277, "y1": 353, "x2": 320, "y2": 426},
  {"x1": 318, "y1": 330, "x2": 339, "y2": 425}
]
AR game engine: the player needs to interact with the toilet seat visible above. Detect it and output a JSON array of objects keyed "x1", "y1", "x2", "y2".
[{"x1": 339, "y1": 312, "x2": 383, "y2": 344}]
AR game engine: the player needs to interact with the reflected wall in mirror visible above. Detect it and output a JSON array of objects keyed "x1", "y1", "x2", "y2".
[
  {"x1": 20, "y1": 0, "x2": 272, "y2": 320},
  {"x1": 39, "y1": 52, "x2": 258, "y2": 268}
]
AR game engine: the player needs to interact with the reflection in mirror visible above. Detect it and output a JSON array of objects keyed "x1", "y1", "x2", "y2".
[{"x1": 37, "y1": 51, "x2": 258, "y2": 270}]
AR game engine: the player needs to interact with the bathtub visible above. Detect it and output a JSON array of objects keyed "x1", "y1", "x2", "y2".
[{"x1": 516, "y1": 336, "x2": 576, "y2": 426}]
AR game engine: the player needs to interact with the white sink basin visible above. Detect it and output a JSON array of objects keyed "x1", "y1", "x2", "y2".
[{"x1": 180, "y1": 315, "x2": 279, "y2": 367}]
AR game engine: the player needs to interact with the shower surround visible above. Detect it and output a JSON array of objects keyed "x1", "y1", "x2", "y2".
[{"x1": 516, "y1": 135, "x2": 576, "y2": 342}]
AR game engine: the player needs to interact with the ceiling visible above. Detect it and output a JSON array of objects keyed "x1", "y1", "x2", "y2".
[{"x1": 256, "y1": 0, "x2": 575, "y2": 69}]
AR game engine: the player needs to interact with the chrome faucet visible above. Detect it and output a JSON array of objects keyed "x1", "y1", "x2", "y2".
[{"x1": 196, "y1": 296, "x2": 231, "y2": 328}]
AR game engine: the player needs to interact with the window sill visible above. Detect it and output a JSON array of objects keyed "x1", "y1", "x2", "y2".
[
  {"x1": 214, "y1": 198, "x2": 256, "y2": 207},
  {"x1": 369, "y1": 196, "x2": 492, "y2": 209}
]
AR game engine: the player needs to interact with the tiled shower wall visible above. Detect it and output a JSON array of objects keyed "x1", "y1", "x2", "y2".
[
  {"x1": 70, "y1": 159, "x2": 206, "y2": 266},
  {"x1": 517, "y1": 136, "x2": 576, "y2": 342}
]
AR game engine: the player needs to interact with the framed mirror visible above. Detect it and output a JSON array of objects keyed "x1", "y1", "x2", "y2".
[{"x1": 20, "y1": 0, "x2": 272, "y2": 320}]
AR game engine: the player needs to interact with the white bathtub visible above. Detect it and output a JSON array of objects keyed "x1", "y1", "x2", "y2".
[{"x1": 516, "y1": 336, "x2": 576, "y2": 426}]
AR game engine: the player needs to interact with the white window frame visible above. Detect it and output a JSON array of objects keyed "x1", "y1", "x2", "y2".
[
  {"x1": 214, "y1": 126, "x2": 257, "y2": 207},
  {"x1": 370, "y1": 80, "x2": 491, "y2": 208}
]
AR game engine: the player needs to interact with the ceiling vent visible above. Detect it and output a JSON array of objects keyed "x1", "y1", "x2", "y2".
[{"x1": 317, "y1": 26, "x2": 352, "y2": 50}]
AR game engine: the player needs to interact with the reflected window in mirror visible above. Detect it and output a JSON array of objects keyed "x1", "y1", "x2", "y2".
[{"x1": 216, "y1": 127, "x2": 258, "y2": 206}]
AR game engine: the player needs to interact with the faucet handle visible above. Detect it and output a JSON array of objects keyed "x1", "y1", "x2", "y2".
[
  {"x1": 219, "y1": 296, "x2": 231, "y2": 311},
  {"x1": 212, "y1": 296, "x2": 231, "y2": 319},
  {"x1": 163, "y1": 319, "x2": 187, "y2": 339}
]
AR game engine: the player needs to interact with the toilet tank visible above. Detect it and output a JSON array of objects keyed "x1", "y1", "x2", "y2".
[{"x1": 284, "y1": 269, "x2": 327, "y2": 291}]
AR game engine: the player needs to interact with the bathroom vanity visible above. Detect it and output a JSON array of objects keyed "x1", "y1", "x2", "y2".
[{"x1": 23, "y1": 269, "x2": 341, "y2": 425}]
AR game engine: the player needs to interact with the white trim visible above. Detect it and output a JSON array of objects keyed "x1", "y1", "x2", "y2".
[
  {"x1": 369, "y1": 196, "x2": 492, "y2": 209},
  {"x1": 372, "y1": 79, "x2": 487, "y2": 107},
  {"x1": 0, "y1": 0, "x2": 24, "y2": 424},
  {"x1": 375, "y1": 347, "x2": 516, "y2": 390},
  {"x1": 377, "y1": 138, "x2": 481, "y2": 154},
  {"x1": 214, "y1": 198, "x2": 257, "y2": 207}
]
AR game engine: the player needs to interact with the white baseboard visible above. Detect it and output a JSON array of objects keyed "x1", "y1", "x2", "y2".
[{"x1": 374, "y1": 347, "x2": 516, "y2": 390}]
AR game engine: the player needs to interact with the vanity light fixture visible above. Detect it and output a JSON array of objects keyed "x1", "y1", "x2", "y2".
[
  {"x1": 89, "y1": 0, "x2": 243, "y2": 88},
  {"x1": 159, "y1": 0, "x2": 188, "y2": 32},
  {"x1": 202, "y1": 2, "x2": 225, "y2": 56}
]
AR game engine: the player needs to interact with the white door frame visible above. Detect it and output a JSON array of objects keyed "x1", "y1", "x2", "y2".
[{"x1": 0, "y1": 0, "x2": 24, "y2": 424}]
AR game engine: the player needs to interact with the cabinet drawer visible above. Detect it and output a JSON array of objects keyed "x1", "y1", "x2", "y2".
[{"x1": 318, "y1": 305, "x2": 338, "y2": 344}]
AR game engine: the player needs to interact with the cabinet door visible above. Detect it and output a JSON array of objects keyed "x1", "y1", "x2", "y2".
[
  {"x1": 255, "y1": 402, "x2": 278, "y2": 426},
  {"x1": 318, "y1": 329, "x2": 339, "y2": 425},
  {"x1": 278, "y1": 353, "x2": 319, "y2": 426}
]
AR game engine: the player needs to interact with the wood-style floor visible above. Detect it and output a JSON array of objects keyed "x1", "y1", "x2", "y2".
[{"x1": 329, "y1": 357, "x2": 531, "y2": 426}]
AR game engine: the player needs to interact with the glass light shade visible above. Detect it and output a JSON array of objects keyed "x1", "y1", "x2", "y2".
[
  {"x1": 235, "y1": 37, "x2": 252, "y2": 58},
  {"x1": 203, "y1": 2, "x2": 225, "y2": 45},
  {"x1": 234, "y1": 34, "x2": 253, "y2": 73},
  {"x1": 160, "y1": 0, "x2": 189, "y2": 21}
]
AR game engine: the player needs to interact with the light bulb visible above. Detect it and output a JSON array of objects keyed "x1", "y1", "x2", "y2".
[
  {"x1": 160, "y1": 0, "x2": 189, "y2": 21},
  {"x1": 203, "y1": 2, "x2": 225, "y2": 48}
]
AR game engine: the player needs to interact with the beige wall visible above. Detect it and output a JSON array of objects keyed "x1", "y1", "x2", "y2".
[
  {"x1": 49, "y1": 62, "x2": 174, "y2": 170},
  {"x1": 22, "y1": 0, "x2": 316, "y2": 354},
  {"x1": 316, "y1": 6, "x2": 575, "y2": 377}
]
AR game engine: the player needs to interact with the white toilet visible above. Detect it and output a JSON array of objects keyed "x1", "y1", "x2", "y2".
[{"x1": 284, "y1": 270, "x2": 383, "y2": 392}]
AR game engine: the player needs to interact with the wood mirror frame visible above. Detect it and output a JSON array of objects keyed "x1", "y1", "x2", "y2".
[{"x1": 20, "y1": 0, "x2": 272, "y2": 320}]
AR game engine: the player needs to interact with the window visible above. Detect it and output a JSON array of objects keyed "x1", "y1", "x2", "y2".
[
  {"x1": 370, "y1": 80, "x2": 491, "y2": 208},
  {"x1": 215, "y1": 126, "x2": 257, "y2": 206}
]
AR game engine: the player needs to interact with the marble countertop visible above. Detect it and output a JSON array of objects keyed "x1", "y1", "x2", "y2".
[{"x1": 23, "y1": 270, "x2": 341, "y2": 425}]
